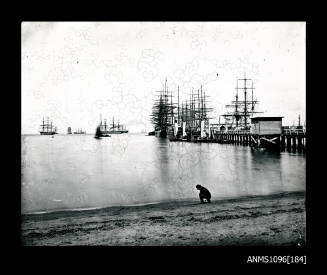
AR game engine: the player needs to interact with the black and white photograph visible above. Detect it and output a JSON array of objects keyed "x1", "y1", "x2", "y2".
[{"x1": 21, "y1": 22, "x2": 306, "y2": 250}]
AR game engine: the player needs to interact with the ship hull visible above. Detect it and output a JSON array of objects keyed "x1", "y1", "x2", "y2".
[
  {"x1": 94, "y1": 133, "x2": 111, "y2": 138},
  {"x1": 40, "y1": 132, "x2": 57, "y2": 135},
  {"x1": 95, "y1": 132, "x2": 111, "y2": 137},
  {"x1": 168, "y1": 126, "x2": 183, "y2": 141},
  {"x1": 100, "y1": 130, "x2": 128, "y2": 134},
  {"x1": 155, "y1": 128, "x2": 167, "y2": 138},
  {"x1": 167, "y1": 126, "x2": 176, "y2": 141}
]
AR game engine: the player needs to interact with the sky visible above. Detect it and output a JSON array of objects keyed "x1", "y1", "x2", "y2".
[{"x1": 21, "y1": 22, "x2": 306, "y2": 134}]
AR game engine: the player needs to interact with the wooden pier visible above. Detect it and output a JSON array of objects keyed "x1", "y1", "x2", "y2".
[{"x1": 211, "y1": 129, "x2": 306, "y2": 151}]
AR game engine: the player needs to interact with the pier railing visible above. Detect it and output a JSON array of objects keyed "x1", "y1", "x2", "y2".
[
  {"x1": 213, "y1": 129, "x2": 305, "y2": 136},
  {"x1": 213, "y1": 130, "x2": 251, "y2": 135},
  {"x1": 282, "y1": 128, "x2": 306, "y2": 135}
]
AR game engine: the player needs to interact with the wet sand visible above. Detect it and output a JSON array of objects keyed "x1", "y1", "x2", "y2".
[{"x1": 21, "y1": 191, "x2": 305, "y2": 246}]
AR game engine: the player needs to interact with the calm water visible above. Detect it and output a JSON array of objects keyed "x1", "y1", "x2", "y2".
[{"x1": 21, "y1": 134, "x2": 306, "y2": 214}]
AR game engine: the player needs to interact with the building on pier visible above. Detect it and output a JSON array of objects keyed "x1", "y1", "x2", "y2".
[
  {"x1": 250, "y1": 117, "x2": 283, "y2": 136},
  {"x1": 250, "y1": 117, "x2": 283, "y2": 148}
]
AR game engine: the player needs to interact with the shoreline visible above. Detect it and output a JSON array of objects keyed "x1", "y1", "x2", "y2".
[
  {"x1": 22, "y1": 191, "x2": 306, "y2": 246},
  {"x1": 22, "y1": 191, "x2": 304, "y2": 216}
]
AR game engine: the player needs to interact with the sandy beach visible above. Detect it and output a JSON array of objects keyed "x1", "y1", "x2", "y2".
[{"x1": 21, "y1": 191, "x2": 305, "y2": 246}]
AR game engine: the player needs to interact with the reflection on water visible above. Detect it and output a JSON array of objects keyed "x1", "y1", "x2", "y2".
[{"x1": 21, "y1": 134, "x2": 305, "y2": 213}]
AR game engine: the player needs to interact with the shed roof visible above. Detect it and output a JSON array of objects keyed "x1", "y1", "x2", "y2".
[{"x1": 251, "y1": 117, "x2": 283, "y2": 122}]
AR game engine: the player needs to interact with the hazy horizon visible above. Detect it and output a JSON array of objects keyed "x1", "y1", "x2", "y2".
[{"x1": 22, "y1": 22, "x2": 305, "y2": 135}]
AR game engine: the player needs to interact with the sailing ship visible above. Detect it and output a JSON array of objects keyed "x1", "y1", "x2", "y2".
[
  {"x1": 95, "y1": 115, "x2": 128, "y2": 138},
  {"x1": 107, "y1": 117, "x2": 128, "y2": 134},
  {"x1": 97, "y1": 117, "x2": 128, "y2": 136},
  {"x1": 150, "y1": 78, "x2": 175, "y2": 138},
  {"x1": 73, "y1": 128, "x2": 86, "y2": 134},
  {"x1": 39, "y1": 117, "x2": 57, "y2": 135},
  {"x1": 220, "y1": 73, "x2": 263, "y2": 131}
]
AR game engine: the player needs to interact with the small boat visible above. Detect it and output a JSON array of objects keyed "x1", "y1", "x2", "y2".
[{"x1": 94, "y1": 125, "x2": 104, "y2": 139}]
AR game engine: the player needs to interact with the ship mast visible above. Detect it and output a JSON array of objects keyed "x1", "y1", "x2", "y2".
[
  {"x1": 235, "y1": 80, "x2": 239, "y2": 127},
  {"x1": 222, "y1": 73, "x2": 262, "y2": 130},
  {"x1": 243, "y1": 72, "x2": 248, "y2": 128},
  {"x1": 177, "y1": 86, "x2": 180, "y2": 125},
  {"x1": 251, "y1": 80, "x2": 254, "y2": 114},
  {"x1": 170, "y1": 89, "x2": 173, "y2": 124}
]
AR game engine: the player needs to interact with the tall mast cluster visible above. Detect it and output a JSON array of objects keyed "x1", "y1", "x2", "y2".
[
  {"x1": 180, "y1": 85, "x2": 213, "y2": 132},
  {"x1": 150, "y1": 79, "x2": 213, "y2": 137}
]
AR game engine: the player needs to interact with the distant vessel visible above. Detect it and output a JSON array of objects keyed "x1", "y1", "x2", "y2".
[
  {"x1": 67, "y1": 127, "x2": 72, "y2": 134},
  {"x1": 108, "y1": 117, "x2": 128, "y2": 134},
  {"x1": 98, "y1": 117, "x2": 128, "y2": 135},
  {"x1": 40, "y1": 117, "x2": 57, "y2": 135},
  {"x1": 73, "y1": 128, "x2": 86, "y2": 134}
]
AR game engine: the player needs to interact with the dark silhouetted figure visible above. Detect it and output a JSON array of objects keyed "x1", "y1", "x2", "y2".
[{"x1": 196, "y1": 185, "x2": 211, "y2": 203}]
